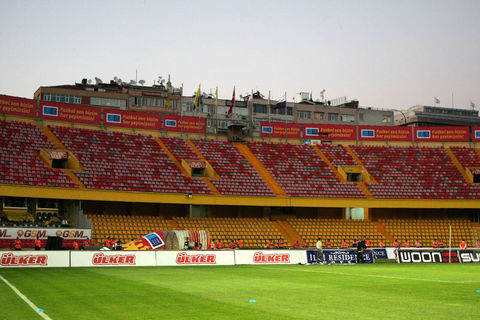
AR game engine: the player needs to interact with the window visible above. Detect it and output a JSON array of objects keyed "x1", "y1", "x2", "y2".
[
  {"x1": 182, "y1": 102, "x2": 195, "y2": 113},
  {"x1": 278, "y1": 107, "x2": 293, "y2": 115},
  {"x1": 297, "y1": 111, "x2": 312, "y2": 119},
  {"x1": 4, "y1": 197, "x2": 26, "y2": 208},
  {"x1": 207, "y1": 119, "x2": 216, "y2": 128},
  {"x1": 328, "y1": 113, "x2": 338, "y2": 121},
  {"x1": 91, "y1": 97, "x2": 126, "y2": 109},
  {"x1": 218, "y1": 120, "x2": 228, "y2": 129},
  {"x1": 43, "y1": 93, "x2": 81, "y2": 104},
  {"x1": 131, "y1": 97, "x2": 177, "y2": 109},
  {"x1": 382, "y1": 115, "x2": 392, "y2": 123},
  {"x1": 314, "y1": 112, "x2": 324, "y2": 120},
  {"x1": 253, "y1": 104, "x2": 267, "y2": 114},
  {"x1": 341, "y1": 114, "x2": 355, "y2": 122},
  {"x1": 358, "y1": 113, "x2": 364, "y2": 121}
]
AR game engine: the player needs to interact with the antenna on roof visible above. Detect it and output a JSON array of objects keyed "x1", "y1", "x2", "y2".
[
  {"x1": 94, "y1": 77, "x2": 103, "y2": 85},
  {"x1": 138, "y1": 80, "x2": 145, "y2": 86}
]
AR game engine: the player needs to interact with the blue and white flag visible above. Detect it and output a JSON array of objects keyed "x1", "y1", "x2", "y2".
[
  {"x1": 434, "y1": 97, "x2": 440, "y2": 104},
  {"x1": 471, "y1": 101, "x2": 476, "y2": 109}
]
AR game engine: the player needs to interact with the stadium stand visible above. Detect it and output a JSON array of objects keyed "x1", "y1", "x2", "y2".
[
  {"x1": 174, "y1": 217, "x2": 282, "y2": 248},
  {"x1": 351, "y1": 145, "x2": 480, "y2": 199},
  {"x1": 288, "y1": 218, "x2": 386, "y2": 247},
  {"x1": 89, "y1": 214, "x2": 173, "y2": 245},
  {"x1": 450, "y1": 146, "x2": 480, "y2": 168},
  {"x1": 49, "y1": 126, "x2": 211, "y2": 194},
  {"x1": 316, "y1": 143, "x2": 356, "y2": 167},
  {"x1": 378, "y1": 218, "x2": 475, "y2": 247},
  {"x1": 192, "y1": 139, "x2": 275, "y2": 196},
  {"x1": 0, "y1": 120, "x2": 76, "y2": 188},
  {"x1": 247, "y1": 141, "x2": 365, "y2": 198}
]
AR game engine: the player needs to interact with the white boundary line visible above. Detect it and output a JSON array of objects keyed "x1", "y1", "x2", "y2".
[
  {"x1": 257, "y1": 266, "x2": 480, "y2": 284},
  {"x1": 0, "y1": 275, "x2": 52, "y2": 320}
]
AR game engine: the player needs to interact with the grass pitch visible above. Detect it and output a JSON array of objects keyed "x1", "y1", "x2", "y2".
[{"x1": 1, "y1": 264, "x2": 479, "y2": 320}]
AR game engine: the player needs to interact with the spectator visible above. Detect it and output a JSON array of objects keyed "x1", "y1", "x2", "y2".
[
  {"x1": 414, "y1": 240, "x2": 421, "y2": 248},
  {"x1": 365, "y1": 239, "x2": 371, "y2": 247},
  {"x1": 278, "y1": 238, "x2": 284, "y2": 249},
  {"x1": 217, "y1": 240, "x2": 223, "y2": 249},
  {"x1": 302, "y1": 239, "x2": 308, "y2": 248},
  {"x1": 393, "y1": 239, "x2": 399, "y2": 248},
  {"x1": 404, "y1": 239, "x2": 410, "y2": 248},
  {"x1": 13, "y1": 236, "x2": 21, "y2": 251},
  {"x1": 237, "y1": 239, "x2": 243, "y2": 249},
  {"x1": 341, "y1": 239, "x2": 348, "y2": 248},
  {"x1": 378, "y1": 240, "x2": 385, "y2": 248},
  {"x1": 326, "y1": 239, "x2": 332, "y2": 248},
  {"x1": 34, "y1": 235, "x2": 41, "y2": 251},
  {"x1": 460, "y1": 239, "x2": 467, "y2": 250},
  {"x1": 61, "y1": 218, "x2": 69, "y2": 228},
  {"x1": 209, "y1": 239, "x2": 216, "y2": 250},
  {"x1": 293, "y1": 240, "x2": 299, "y2": 248},
  {"x1": 268, "y1": 239, "x2": 274, "y2": 249},
  {"x1": 357, "y1": 237, "x2": 367, "y2": 264},
  {"x1": 432, "y1": 239, "x2": 438, "y2": 248},
  {"x1": 229, "y1": 240, "x2": 236, "y2": 249},
  {"x1": 73, "y1": 239, "x2": 79, "y2": 250}
]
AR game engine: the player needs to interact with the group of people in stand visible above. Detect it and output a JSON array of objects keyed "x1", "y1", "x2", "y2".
[
  {"x1": 267, "y1": 239, "x2": 309, "y2": 249},
  {"x1": 12, "y1": 236, "x2": 92, "y2": 250},
  {"x1": 392, "y1": 238, "x2": 477, "y2": 249},
  {"x1": 208, "y1": 239, "x2": 243, "y2": 250}
]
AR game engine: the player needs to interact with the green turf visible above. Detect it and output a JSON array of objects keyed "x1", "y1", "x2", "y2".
[{"x1": 1, "y1": 264, "x2": 479, "y2": 320}]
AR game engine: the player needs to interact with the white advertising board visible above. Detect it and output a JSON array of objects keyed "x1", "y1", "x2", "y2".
[
  {"x1": 235, "y1": 250, "x2": 308, "y2": 265},
  {"x1": 156, "y1": 250, "x2": 235, "y2": 266},
  {"x1": 0, "y1": 227, "x2": 92, "y2": 240},
  {"x1": 71, "y1": 251, "x2": 156, "y2": 267},
  {"x1": 0, "y1": 251, "x2": 70, "y2": 268}
]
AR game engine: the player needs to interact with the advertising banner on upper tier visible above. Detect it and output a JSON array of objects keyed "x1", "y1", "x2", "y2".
[
  {"x1": 397, "y1": 249, "x2": 460, "y2": 263},
  {"x1": 413, "y1": 127, "x2": 469, "y2": 142},
  {"x1": 359, "y1": 126, "x2": 412, "y2": 141},
  {"x1": 472, "y1": 127, "x2": 480, "y2": 142},
  {"x1": 103, "y1": 108, "x2": 162, "y2": 130},
  {"x1": 260, "y1": 121, "x2": 301, "y2": 139},
  {"x1": 0, "y1": 94, "x2": 36, "y2": 118},
  {"x1": 156, "y1": 250, "x2": 235, "y2": 266},
  {"x1": 0, "y1": 251, "x2": 70, "y2": 268},
  {"x1": 0, "y1": 227, "x2": 91, "y2": 241},
  {"x1": 303, "y1": 124, "x2": 357, "y2": 140},
  {"x1": 71, "y1": 251, "x2": 156, "y2": 267},
  {"x1": 163, "y1": 115, "x2": 206, "y2": 133},
  {"x1": 40, "y1": 101, "x2": 101, "y2": 124},
  {"x1": 235, "y1": 249, "x2": 308, "y2": 265}
]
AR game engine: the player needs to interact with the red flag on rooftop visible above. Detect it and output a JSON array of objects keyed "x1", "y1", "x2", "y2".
[{"x1": 227, "y1": 86, "x2": 235, "y2": 116}]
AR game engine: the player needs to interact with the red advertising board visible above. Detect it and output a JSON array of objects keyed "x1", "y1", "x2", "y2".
[
  {"x1": 104, "y1": 109, "x2": 162, "y2": 130},
  {"x1": 0, "y1": 94, "x2": 36, "y2": 118},
  {"x1": 40, "y1": 101, "x2": 101, "y2": 125},
  {"x1": 163, "y1": 115, "x2": 206, "y2": 133},
  {"x1": 303, "y1": 124, "x2": 356, "y2": 140},
  {"x1": 359, "y1": 126, "x2": 412, "y2": 141},
  {"x1": 472, "y1": 127, "x2": 480, "y2": 142},
  {"x1": 260, "y1": 122, "x2": 301, "y2": 139},
  {"x1": 414, "y1": 126, "x2": 469, "y2": 142}
]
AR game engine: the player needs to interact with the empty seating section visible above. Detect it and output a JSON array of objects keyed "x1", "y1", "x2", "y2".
[
  {"x1": 89, "y1": 214, "x2": 172, "y2": 245},
  {"x1": 160, "y1": 137, "x2": 198, "y2": 160},
  {"x1": 379, "y1": 218, "x2": 474, "y2": 247},
  {"x1": 0, "y1": 120, "x2": 76, "y2": 188},
  {"x1": 50, "y1": 126, "x2": 210, "y2": 194},
  {"x1": 193, "y1": 139, "x2": 275, "y2": 196},
  {"x1": 247, "y1": 142, "x2": 365, "y2": 198},
  {"x1": 289, "y1": 218, "x2": 385, "y2": 247},
  {"x1": 316, "y1": 144, "x2": 356, "y2": 166},
  {"x1": 450, "y1": 146, "x2": 480, "y2": 168},
  {"x1": 175, "y1": 217, "x2": 282, "y2": 248},
  {"x1": 351, "y1": 146, "x2": 480, "y2": 199}
]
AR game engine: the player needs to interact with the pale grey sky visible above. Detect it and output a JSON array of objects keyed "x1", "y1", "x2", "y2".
[{"x1": 0, "y1": 0, "x2": 479, "y2": 110}]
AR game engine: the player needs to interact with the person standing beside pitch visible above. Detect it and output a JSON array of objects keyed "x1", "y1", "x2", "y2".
[
  {"x1": 316, "y1": 238, "x2": 323, "y2": 264},
  {"x1": 357, "y1": 237, "x2": 367, "y2": 264}
]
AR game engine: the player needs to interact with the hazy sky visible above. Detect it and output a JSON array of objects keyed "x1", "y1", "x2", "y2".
[{"x1": 1, "y1": 0, "x2": 479, "y2": 110}]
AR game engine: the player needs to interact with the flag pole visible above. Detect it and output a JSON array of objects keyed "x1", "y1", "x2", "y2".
[
  {"x1": 448, "y1": 225, "x2": 452, "y2": 263},
  {"x1": 285, "y1": 92, "x2": 288, "y2": 143},
  {"x1": 268, "y1": 91, "x2": 271, "y2": 142},
  {"x1": 215, "y1": 86, "x2": 218, "y2": 140}
]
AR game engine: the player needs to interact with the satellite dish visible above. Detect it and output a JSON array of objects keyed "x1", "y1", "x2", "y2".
[
  {"x1": 87, "y1": 79, "x2": 92, "y2": 84},
  {"x1": 117, "y1": 78, "x2": 122, "y2": 84},
  {"x1": 113, "y1": 76, "x2": 118, "y2": 81},
  {"x1": 129, "y1": 80, "x2": 136, "y2": 85},
  {"x1": 138, "y1": 80, "x2": 146, "y2": 86},
  {"x1": 95, "y1": 77, "x2": 103, "y2": 84}
]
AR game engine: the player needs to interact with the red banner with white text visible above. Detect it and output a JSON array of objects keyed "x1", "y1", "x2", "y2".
[
  {"x1": 103, "y1": 109, "x2": 162, "y2": 130},
  {"x1": 0, "y1": 94, "x2": 36, "y2": 118},
  {"x1": 414, "y1": 127, "x2": 469, "y2": 142},
  {"x1": 40, "y1": 101, "x2": 101, "y2": 125},
  {"x1": 260, "y1": 122, "x2": 301, "y2": 139},
  {"x1": 303, "y1": 124, "x2": 356, "y2": 140},
  {"x1": 359, "y1": 126, "x2": 412, "y2": 141}
]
